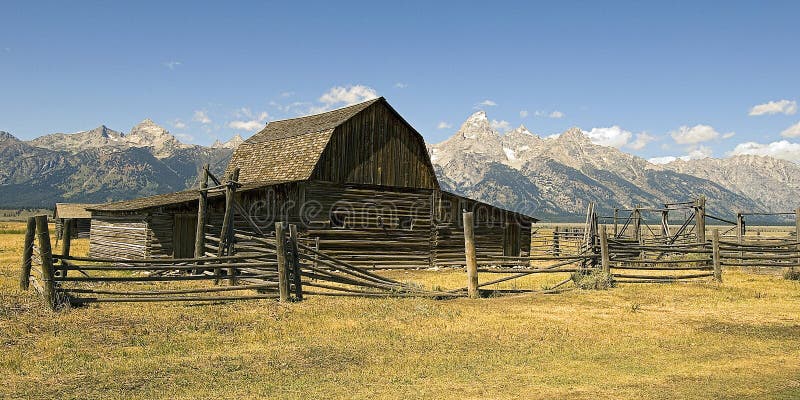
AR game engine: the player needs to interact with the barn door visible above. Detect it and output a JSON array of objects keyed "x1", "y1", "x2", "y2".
[
  {"x1": 173, "y1": 214, "x2": 198, "y2": 258},
  {"x1": 503, "y1": 222, "x2": 521, "y2": 256}
]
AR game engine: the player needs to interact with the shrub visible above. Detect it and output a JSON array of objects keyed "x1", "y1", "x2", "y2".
[
  {"x1": 571, "y1": 270, "x2": 615, "y2": 290},
  {"x1": 783, "y1": 269, "x2": 800, "y2": 281}
]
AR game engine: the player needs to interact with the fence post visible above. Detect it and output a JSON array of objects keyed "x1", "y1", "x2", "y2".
[
  {"x1": 227, "y1": 168, "x2": 240, "y2": 285},
  {"x1": 712, "y1": 228, "x2": 722, "y2": 282},
  {"x1": 695, "y1": 196, "x2": 706, "y2": 243},
  {"x1": 35, "y1": 215, "x2": 57, "y2": 310},
  {"x1": 194, "y1": 164, "x2": 209, "y2": 260},
  {"x1": 463, "y1": 211, "x2": 479, "y2": 299},
  {"x1": 633, "y1": 206, "x2": 642, "y2": 244},
  {"x1": 795, "y1": 208, "x2": 800, "y2": 270},
  {"x1": 613, "y1": 209, "x2": 619, "y2": 237},
  {"x1": 59, "y1": 218, "x2": 73, "y2": 278},
  {"x1": 552, "y1": 226, "x2": 560, "y2": 257},
  {"x1": 600, "y1": 225, "x2": 610, "y2": 275},
  {"x1": 736, "y1": 212, "x2": 744, "y2": 264},
  {"x1": 275, "y1": 222, "x2": 290, "y2": 303},
  {"x1": 19, "y1": 217, "x2": 36, "y2": 290},
  {"x1": 289, "y1": 224, "x2": 303, "y2": 301}
]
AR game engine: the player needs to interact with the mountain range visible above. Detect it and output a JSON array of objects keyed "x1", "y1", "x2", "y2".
[
  {"x1": 1, "y1": 114, "x2": 797, "y2": 223},
  {"x1": 0, "y1": 120, "x2": 237, "y2": 207},
  {"x1": 430, "y1": 111, "x2": 800, "y2": 222}
]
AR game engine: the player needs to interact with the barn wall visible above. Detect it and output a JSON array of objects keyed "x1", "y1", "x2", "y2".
[
  {"x1": 302, "y1": 182, "x2": 434, "y2": 267},
  {"x1": 312, "y1": 102, "x2": 438, "y2": 189},
  {"x1": 89, "y1": 215, "x2": 149, "y2": 259},
  {"x1": 220, "y1": 182, "x2": 435, "y2": 267},
  {"x1": 433, "y1": 191, "x2": 533, "y2": 266}
]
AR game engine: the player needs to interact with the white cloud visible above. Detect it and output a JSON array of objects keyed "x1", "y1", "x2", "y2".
[
  {"x1": 172, "y1": 119, "x2": 187, "y2": 129},
  {"x1": 193, "y1": 110, "x2": 212, "y2": 124},
  {"x1": 582, "y1": 126, "x2": 633, "y2": 148},
  {"x1": 477, "y1": 99, "x2": 497, "y2": 107},
  {"x1": 722, "y1": 132, "x2": 736, "y2": 139},
  {"x1": 670, "y1": 124, "x2": 728, "y2": 144},
  {"x1": 227, "y1": 110, "x2": 269, "y2": 131},
  {"x1": 228, "y1": 120, "x2": 265, "y2": 131},
  {"x1": 686, "y1": 145, "x2": 713, "y2": 160},
  {"x1": 279, "y1": 91, "x2": 294, "y2": 97},
  {"x1": 163, "y1": 61, "x2": 182, "y2": 70},
  {"x1": 649, "y1": 156, "x2": 678, "y2": 164},
  {"x1": 628, "y1": 132, "x2": 656, "y2": 150},
  {"x1": 519, "y1": 110, "x2": 529, "y2": 118},
  {"x1": 533, "y1": 110, "x2": 565, "y2": 119},
  {"x1": 314, "y1": 85, "x2": 378, "y2": 113},
  {"x1": 780, "y1": 121, "x2": 800, "y2": 138},
  {"x1": 490, "y1": 119, "x2": 511, "y2": 132},
  {"x1": 729, "y1": 140, "x2": 800, "y2": 162},
  {"x1": 437, "y1": 121, "x2": 452, "y2": 129},
  {"x1": 394, "y1": 82, "x2": 408, "y2": 89},
  {"x1": 648, "y1": 146, "x2": 712, "y2": 164},
  {"x1": 749, "y1": 99, "x2": 797, "y2": 116}
]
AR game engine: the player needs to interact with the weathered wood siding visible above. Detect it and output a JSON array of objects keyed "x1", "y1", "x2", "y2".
[
  {"x1": 213, "y1": 182, "x2": 434, "y2": 267},
  {"x1": 302, "y1": 182, "x2": 434, "y2": 267},
  {"x1": 433, "y1": 191, "x2": 532, "y2": 266},
  {"x1": 312, "y1": 102, "x2": 438, "y2": 189},
  {"x1": 89, "y1": 215, "x2": 149, "y2": 259},
  {"x1": 56, "y1": 218, "x2": 91, "y2": 239}
]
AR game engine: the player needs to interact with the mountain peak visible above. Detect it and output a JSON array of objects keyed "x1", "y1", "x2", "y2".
[
  {"x1": 558, "y1": 127, "x2": 589, "y2": 142},
  {"x1": 211, "y1": 134, "x2": 244, "y2": 149},
  {"x1": 466, "y1": 110, "x2": 488, "y2": 122},
  {"x1": 457, "y1": 110, "x2": 496, "y2": 140},
  {"x1": 506, "y1": 124, "x2": 534, "y2": 137},
  {"x1": 0, "y1": 131, "x2": 20, "y2": 143}
]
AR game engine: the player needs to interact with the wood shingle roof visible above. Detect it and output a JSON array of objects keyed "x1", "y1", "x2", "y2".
[{"x1": 225, "y1": 97, "x2": 382, "y2": 183}]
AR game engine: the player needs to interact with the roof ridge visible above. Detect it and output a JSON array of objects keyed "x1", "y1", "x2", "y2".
[{"x1": 265, "y1": 97, "x2": 384, "y2": 125}]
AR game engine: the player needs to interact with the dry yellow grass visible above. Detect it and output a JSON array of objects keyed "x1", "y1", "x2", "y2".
[{"x1": 1, "y1": 221, "x2": 799, "y2": 399}]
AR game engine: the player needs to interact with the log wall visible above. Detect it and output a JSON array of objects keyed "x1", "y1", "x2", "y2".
[
  {"x1": 89, "y1": 216, "x2": 149, "y2": 259},
  {"x1": 433, "y1": 191, "x2": 532, "y2": 266}
]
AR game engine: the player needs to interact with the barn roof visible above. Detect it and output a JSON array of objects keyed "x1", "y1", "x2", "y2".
[
  {"x1": 87, "y1": 180, "x2": 289, "y2": 212},
  {"x1": 226, "y1": 97, "x2": 383, "y2": 183},
  {"x1": 54, "y1": 203, "x2": 96, "y2": 219}
]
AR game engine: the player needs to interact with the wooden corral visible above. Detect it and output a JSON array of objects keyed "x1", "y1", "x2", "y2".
[
  {"x1": 87, "y1": 97, "x2": 537, "y2": 266},
  {"x1": 53, "y1": 203, "x2": 95, "y2": 240}
]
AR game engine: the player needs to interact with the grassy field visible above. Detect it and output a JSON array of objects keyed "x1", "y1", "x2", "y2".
[{"x1": 1, "y1": 222, "x2": 799, "y2": 399}]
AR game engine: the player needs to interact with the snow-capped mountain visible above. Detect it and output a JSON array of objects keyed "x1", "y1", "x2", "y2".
[{"x1": 430, "y1": 111, "x2": 799, "y2": 220}]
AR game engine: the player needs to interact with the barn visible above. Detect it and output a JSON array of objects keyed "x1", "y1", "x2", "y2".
[
  {"x1": 87, "y1": 97, "x2": 537, "y2": 266},
  {"x1": 53, "y1": 203, "x2": 95, "y2": 240}
]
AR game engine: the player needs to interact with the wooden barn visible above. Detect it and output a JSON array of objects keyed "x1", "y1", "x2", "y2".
[
  {"x1": 53, "y1": 203, "x2": 95, "y2": 240},
  {"x1": 87, "y1": 97, "x2": 537, "y2": 266}
]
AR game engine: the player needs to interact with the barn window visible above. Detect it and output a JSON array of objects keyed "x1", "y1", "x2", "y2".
[
  {"x1": 331, "y1": 211, "x2": 347, "y2": 229},
  {"x1": 398, "y1": 216, "x2": 413, "y2": 230}
]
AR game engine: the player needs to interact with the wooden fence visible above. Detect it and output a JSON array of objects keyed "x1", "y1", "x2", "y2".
[
  {"x1": 18, "y1": 200, "x2": 800, "y2": 309},
  {"x1": 19, "y1": 215, "x2": 459, "y2": 310}
]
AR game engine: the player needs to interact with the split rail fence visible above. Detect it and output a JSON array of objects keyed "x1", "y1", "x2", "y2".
[
  {"x1": 18, "y1": 190, "x2": 800, "y2": 308},
  {"x1": 19, "y1": 214, "x2": 458, "y2": 311}
]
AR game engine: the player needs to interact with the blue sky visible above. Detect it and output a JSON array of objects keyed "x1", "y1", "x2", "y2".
[{"x1": 1, "y1": 1, "x2": 799, "y2": 162}]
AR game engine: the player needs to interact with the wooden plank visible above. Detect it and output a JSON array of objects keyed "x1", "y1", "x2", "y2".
[
  {"x1": 712, "y1": 228, "x2": 722, "y2": 282},
  {"x1": 275, "y1": 223, "x2": 289, "y2": 302},
  {"x1": 463, "y1": 212, "x2": 478, "y2": 299},
  {"x1": 35, "y1": 215, "x2": 57, "y2": 310},
  {"x1": 19, "y1": 217, "x2": 36, "y2": 290}
]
